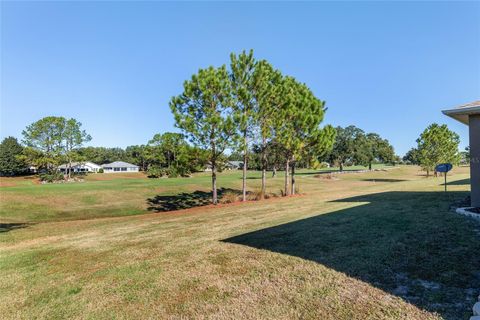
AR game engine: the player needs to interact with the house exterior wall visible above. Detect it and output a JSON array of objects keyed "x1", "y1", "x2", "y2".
[
  {"x1": 103, "y1": 167, "x2": 139, "y2": 173},
  {"x1": 469, "y1": 114, "x2": 480, "y2": 207},
  {"x1": 59, "y1": 163, "x2": 100, "y2": 173}
]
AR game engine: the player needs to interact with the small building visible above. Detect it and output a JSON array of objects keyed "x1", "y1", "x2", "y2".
[
  {"x1": 227, "y1": 161, "x2": 243, "y2": 170},
  {"x1": 58, "y1": 161, "x2": 101, "y2": 174},
  {"x1": 101, "y1": 161, "x2": 139, "y2": 173},
  {"x1": 442, "y1": 100, "x2": 480, "y2": 207}
]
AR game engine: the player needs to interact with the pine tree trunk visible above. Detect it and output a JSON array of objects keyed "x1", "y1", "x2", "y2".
[
  {"x1": 272, "y1": 166, "x2": 276, "y2": 178},
  {"x1": 340, "y1": 162, "x2": 344, "y2": 172},
  {"x1": 261, "y1": 137, "x2": 267, "y2": 199},
  {"x1": 284, "y1": 158, "x2": 290, "y2": 196},
  {"x1": 369, "y1": 162, "x2": 372, "y2": 171},
  {"x1": 212, "y1": 162, "x2": 218, "y2": 204},
  {"x1": 68, "y1": 158, "x2": 72, "y2": 179},
  {"x1": 242, "y1": 131, "x2": 247, "y2": 202},
  {"x1": 291, "y1": 160, "x2": 296, "y2": 195}
]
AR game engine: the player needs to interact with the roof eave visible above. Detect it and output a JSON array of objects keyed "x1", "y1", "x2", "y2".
[{"x1": 442, "y1": 106, "x2": 480, "y2": 125}]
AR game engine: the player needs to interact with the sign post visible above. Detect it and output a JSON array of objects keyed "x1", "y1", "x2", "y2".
[{"x1": 435, "y1": 163, "x2": 453, "y2": 192}]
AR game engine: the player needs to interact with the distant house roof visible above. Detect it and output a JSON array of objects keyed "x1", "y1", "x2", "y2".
[
  {"x1": 442, "y1": 100, "x2": 480, "y2": 125},
  {"x1": 58, "y1": 161, "x2": 101, "y2": 169},
  {"x1": 101, "y1": 161, "x2": 139, "y2": 168},
  {"x1": 227, "y1": 161, "x2": 243, "y2": 167}
]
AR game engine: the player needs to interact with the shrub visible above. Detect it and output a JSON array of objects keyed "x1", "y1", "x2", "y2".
[
  {"x1": 39, "y1": 172, "x2": 64, "y2": 183},
  {"x1": 220, "y1": 191, "x2": 239, "y2": 204},
  {"x1": 147, "y1": 166, "x2": 167, "y2": 178},
  {"x1": 98, "y1": 168, "x2": 104, "y2": 173},
  {"x1": 263, "y1": 192, "x2": 279, "y2": 199},
  {"x1": 167, "y1": 167, "x2": 179, "y2": 178},
  {"x1": 247, "y1": 190, "x2": 263, "y2": 201}
]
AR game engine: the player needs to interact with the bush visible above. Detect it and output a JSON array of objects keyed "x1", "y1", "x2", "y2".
[
  {"x1": 247, "y1": 190, "x2": 263, "y2": 201},
  {"x1": 147, "y1": 166, "x2": 167, "y2": 178},
  {"x1": 98, "y1": 168, "x2": 104, "y2": 173},
  {"x1": 220, "y1": 191, "x2": 239, "y2": 204},
  {"x1": 166, "y1": 167, "x2": 179, "y2": 178},
  {"x1": 263, "y1": 192, "x2": 279, "y2": 199},
  {"x1": 39, "y1": 172, "x2": 64, "y2": 183}
]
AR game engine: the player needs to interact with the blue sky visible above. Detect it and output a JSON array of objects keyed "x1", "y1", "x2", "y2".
[{"x1": 1, "y1": 1, "x2": 479, "y2": 155}]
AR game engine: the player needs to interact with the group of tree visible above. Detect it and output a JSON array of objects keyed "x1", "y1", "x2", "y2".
[
  {"x1": 325, "y1": 125, "x2": 396, "y2": 170},
  {"x1": 403, "y1": 147, "x2": 421, "y2": 165},
  {"x1": 233, "y1": 125, "x2": 397, "y2": 175},
  {"x1": 170, "y1": 50, "x2": 336, "y2": 204},
  {"x1": 139, "y1": 132, "x2": 208, "y2": 177},
  {"x1": 0, "y1": 116, "x2": 212, "y2": 179},
  {"x1": 74, "y1": 133, "x2": 209, "y2": 177},
  {"x1": 21, "y1": 116, "x2": 91, "y2": 179}
]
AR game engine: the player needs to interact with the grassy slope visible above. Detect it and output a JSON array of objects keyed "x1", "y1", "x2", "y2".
[{"x1": 0, "y1": 166, "x2": 478, "y2": 319}]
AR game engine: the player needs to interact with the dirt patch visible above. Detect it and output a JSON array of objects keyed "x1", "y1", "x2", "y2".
[
  {"x1": 314, "y1": 174, "x2": 339, "y2": 180},
  {"x1": 0, "y1": 180, "x2": 17, "y2": 187},
  {"x1": 0, "y1": 175, "x2": 40, "y2": 187}
]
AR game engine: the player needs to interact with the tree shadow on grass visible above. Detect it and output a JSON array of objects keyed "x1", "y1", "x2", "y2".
[
  {"x1": 223, "y1": 191, "x2": 480, "y2": 320},
  {"x1": 296, "y1": 169, "x2": 367, "y2": 176},
  {"x1": 361, "y1": 178, "x2": 408, "y2": 182},
  {"x1": 0, "y1": 223, "x2": 30, "y2": 233},
  {"x1": 445, "y1": 178, "x2": 470, "y2": 186},
  {"x1": 147, "y1": 188, "x2": 241, "y2": 212}
]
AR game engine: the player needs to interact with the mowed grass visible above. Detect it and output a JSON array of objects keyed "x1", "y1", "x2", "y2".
[
  {"x1": 0, "y1": 165, "x2": 479, "y2": 319},
  {"x1": 0, "y1": 164, "x2": 387, "y2": 223}
]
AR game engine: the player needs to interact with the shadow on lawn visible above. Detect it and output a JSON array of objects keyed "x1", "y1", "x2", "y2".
[
  {"x1": 361, "y1": 178, "x2": 408, "y2": 182},
  {"x1": 445, "y1": 178, "x2": 470, "y2": 186},
  {"x1": 147, "y1": 188, "x2": 240, "y2": 212},
  {"x1": 223, "y1": 190, "x2": 480, "y2": 320},
  {"x1": 0, "y1": 223, "x2": 30, "y2": 233},
  {"x1": 296, "y1": 169, "x2": 367, "y2": 176}
]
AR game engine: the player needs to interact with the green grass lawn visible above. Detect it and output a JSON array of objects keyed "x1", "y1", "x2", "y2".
[
  {"x1": 0, "y1": 164, "x2": 387, "y2": 223},
  {"x1": 0, "y1": 165, "x2": 478, "y2": 319}
]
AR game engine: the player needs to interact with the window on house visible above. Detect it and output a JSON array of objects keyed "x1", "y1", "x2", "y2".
[
  {"x1": 121, "y1": 168, "x2": 127, "y2": 171},
  {"x1": 114, "y1": 168, "x2": 120, "y2": 171}
]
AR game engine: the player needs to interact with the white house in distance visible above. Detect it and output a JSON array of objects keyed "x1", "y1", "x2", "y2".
[
  {"x1": 101, "y1": 161, "x2": 139, "y2": 173},
  {"x1": 58, "y1": 161, "x2": 101, "y2": 174}
]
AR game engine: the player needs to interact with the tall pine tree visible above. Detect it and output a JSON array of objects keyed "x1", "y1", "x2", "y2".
[
  {"x1": 170, "y1": 66, "x2": 237, "y2": 204},
  {"x1": 230, "y1": 50, "x2": 256, "y2": 201}
]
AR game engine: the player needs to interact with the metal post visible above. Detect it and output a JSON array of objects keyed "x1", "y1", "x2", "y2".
[{"x1": 444, "y1": 172, "x2": 447, "y2": 192}]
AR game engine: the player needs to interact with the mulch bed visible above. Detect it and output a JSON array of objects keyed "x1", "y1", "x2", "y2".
[
  {"x1": 450, "y1": 196, "x2": 471, "y2": 210},
  {"x1": 450, "y1": 195, "x2": 480, "y2": 213}
]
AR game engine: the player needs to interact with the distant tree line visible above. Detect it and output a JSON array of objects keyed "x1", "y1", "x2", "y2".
[{"x1": 229, "y1": 125, "x2": 397, "y2": 173}]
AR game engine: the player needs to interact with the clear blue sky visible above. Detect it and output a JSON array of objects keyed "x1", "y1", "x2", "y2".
[{"x1": 1, "y1": 1, "x2": 479, "y2": 155}]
